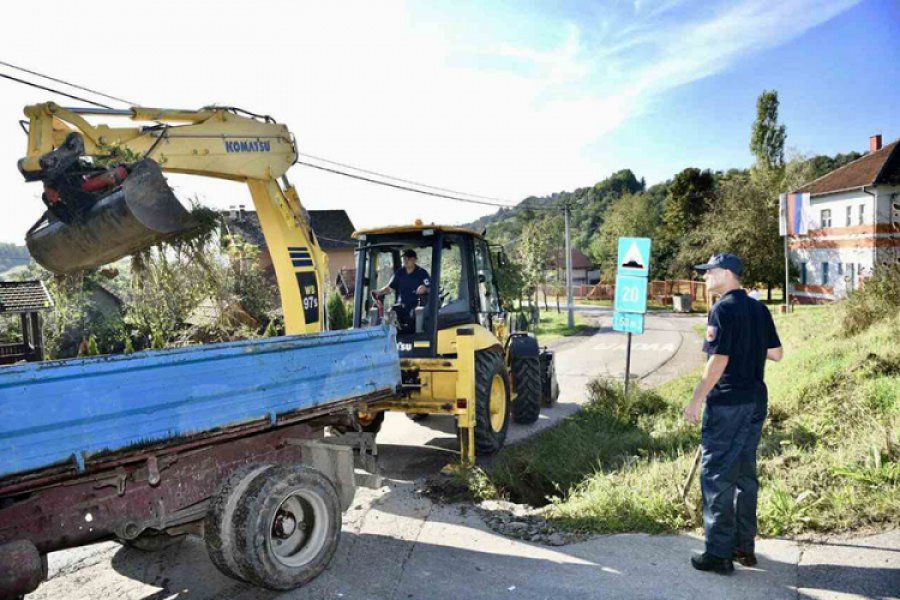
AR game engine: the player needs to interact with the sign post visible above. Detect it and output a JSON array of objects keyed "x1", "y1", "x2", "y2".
[{"x1": 613, "y1": 237, "x2": 652, "y2": 396}]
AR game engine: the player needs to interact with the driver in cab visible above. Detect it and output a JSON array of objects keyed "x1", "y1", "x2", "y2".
[{"x1": 372, "y1": 249, "x2": 431, "y2": 319}]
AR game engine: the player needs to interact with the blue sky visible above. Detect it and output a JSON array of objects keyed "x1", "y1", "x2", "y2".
[
  {"x1": 0, "y1": 0, "x2": 896, "y2": 243},
  {"x1": 599, "y1": 0, "x2": 900, "y2": 183}
]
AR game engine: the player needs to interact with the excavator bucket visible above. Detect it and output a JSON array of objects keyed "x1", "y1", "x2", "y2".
[{"x1": 26, "y1": 159, "x2": 199, "y2": 274}]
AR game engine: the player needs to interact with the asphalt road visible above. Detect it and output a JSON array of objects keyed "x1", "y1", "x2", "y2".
[{"x1": 26, "y1": 312, "x2": 900, "y2": 600}]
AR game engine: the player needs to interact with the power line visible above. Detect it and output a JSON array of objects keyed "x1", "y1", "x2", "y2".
[
  {"x1": 0, "y1": 60, "x2": 135, "y2": 106},
  {"x1": 0, "y1": 72, "x2": 112, "y2": 109},
  {"x1": 295, "y1": 160, "x2": 559, "y2": 211},
  {"x1": 296, "y1": 151, "x2": 518, "y2": 206}
]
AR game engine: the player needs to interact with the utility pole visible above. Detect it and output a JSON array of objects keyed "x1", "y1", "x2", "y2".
[{"x1": 565, "y1": 202, "x2": 574, "y2": 328}]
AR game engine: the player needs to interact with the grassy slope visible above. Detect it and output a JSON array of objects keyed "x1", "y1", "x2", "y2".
[{"x1": 486, "y1": 305, "x2": 900, "y2": 537}]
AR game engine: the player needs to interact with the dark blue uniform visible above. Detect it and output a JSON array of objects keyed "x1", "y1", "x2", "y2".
[
  {"x1": 389, "y1": 266, "x2": 431, "y2": 310},
  {"x1": 700, "y1": 289, "x2": 781, "y2": 559}
]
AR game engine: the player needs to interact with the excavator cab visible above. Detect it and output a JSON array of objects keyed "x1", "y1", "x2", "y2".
[
  {"x1": 353, "y1": 225, "x2": 499, "y2": 358},
  {"x1": 20, "y1": 131, "x2": 198, "y2": 274}
]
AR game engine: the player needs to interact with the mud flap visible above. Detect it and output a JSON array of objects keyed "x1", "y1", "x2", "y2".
[{"x1": 26, "y1": 159, "x2": 198, "y2": 274}]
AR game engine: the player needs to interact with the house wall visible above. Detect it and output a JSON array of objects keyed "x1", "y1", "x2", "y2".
[
  {"x1": 875, "y1": 185, "x2": 900, "y2": 267},
  {"x1": 788, "y1": 188, "x2": 879, "y2": 302},
  {"x1": 325, "y1": 248, "x2": 356, "y2": 283}
]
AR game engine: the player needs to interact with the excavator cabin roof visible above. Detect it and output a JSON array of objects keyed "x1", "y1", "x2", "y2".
[{"x1": 352, "y1": 223, "x2": 484, "y2": 240}]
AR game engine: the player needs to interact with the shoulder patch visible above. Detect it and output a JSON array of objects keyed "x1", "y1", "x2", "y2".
[{"x1": 705, "y1": 326, "x2": 718, "y2": 342}]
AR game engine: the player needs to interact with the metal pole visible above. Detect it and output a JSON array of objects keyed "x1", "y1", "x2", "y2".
[
  {"x1": 624, "y1": 332, "x2": 632, "y2": 397},
  {"x1": 565, "y1": 203, "x2": 574, "y2": 328},
  {"x1": 783, "y1": 234, "x2": 790, "y2": 313}
]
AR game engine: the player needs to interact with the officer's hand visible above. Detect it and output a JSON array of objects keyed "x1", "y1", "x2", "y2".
[
  {"x1": 683, "y1": 400, "x2": 702, "y2": 425},
  {"x1": 416, "y1": 285, "x2": 428, "y2": 295}
]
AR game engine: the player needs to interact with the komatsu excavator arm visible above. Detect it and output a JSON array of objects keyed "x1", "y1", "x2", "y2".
[{"x1": 18, "y1": 102, "x2": 327, "y2": 335}]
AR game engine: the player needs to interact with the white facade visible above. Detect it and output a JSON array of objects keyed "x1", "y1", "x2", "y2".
[{"x1": 789, "y1": 186, "x2": 899, "y2": 303}]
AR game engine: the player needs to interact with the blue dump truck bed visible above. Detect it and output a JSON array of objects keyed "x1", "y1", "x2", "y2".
[{"x1": 0, "y1": 326, "x2": 400, "y2": 482}]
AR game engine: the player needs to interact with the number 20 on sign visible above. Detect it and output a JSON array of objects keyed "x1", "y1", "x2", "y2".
[{"x1": 614, "y1": 275, "x2": 648, "y2": 314}]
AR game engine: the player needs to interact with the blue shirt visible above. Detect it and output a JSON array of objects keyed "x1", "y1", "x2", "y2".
[
  {"x1": 703, "y1": 289, "x2": 781, "y2": 405},
  {"x1": 389, "y1": 266, "x2": 431, "y2": 309}
]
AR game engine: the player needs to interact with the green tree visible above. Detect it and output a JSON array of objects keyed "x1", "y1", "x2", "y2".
[
  {"x1": 587, "y1": 193, "x2": 660, "y2": 281},
  {"x1": 750, "y1": 90, "x2": 786, "y2": 173},
  {"x1": 327, "y1": 291, "x2": 351, "y2": 330},
  {"x1": 656, "y1": 168, "x2": 717, "y2": 278},
  {"x1": 698, "y1": 174, "x2": 783, "y2": 291}
]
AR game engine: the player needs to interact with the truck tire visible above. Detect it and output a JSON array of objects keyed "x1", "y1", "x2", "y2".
[
  {"x1": 120, "y1": 530, "x2": 187, "y2": 552},
  {"x1": 204, "y1": 463, "x2": 275, "y2": 583},
  {"x1": 475, "y1": 350, "x2": 510, "y2": 455},
  {"x1": 232, "y1": 464, "x2": 341, "y2": 590},
  {"x1": 511, "y1": 356, "x2": 541, "y2": 424}
]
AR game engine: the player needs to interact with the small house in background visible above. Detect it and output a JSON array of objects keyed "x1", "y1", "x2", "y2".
[
  {"x1": 549, "y1": 248, "x2": 600, "y2": 285},
  {"x1": 0, "y1": 281, "x2": 53, "y2": 364},
  {"x1": 221, "y1": 206, "x2": 358, "y2": 291},
  {"x1": 787, "y1": 135, "x2": 900, "y2": 304}
]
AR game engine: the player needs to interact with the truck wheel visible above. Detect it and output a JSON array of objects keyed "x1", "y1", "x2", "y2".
[
  {"x1": 121, "y1": 530, "x2": 187, "y2": 552},
  {"x1": 204, "y1": 463, "x2": 275, "y2": 583},
  {"x1": 475, "y1": 350, "x2": 510, "y2": 455},
  {"x1": 511, "y1": 356, "x2": 541, "y2": 424},
  {"x1": 232, "y1": 464, "x2": 341, "y2": 590}
]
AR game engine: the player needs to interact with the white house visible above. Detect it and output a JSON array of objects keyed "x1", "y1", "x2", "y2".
[{"x1": 788, "y1": 135, "x2": 900, "y2": 304}]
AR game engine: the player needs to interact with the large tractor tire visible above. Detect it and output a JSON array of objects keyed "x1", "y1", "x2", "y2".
[
  {"x1": 474, "y1": 350, "x2": 510, "y2": 455},
  {"x1": 511, "y1": 356, "x2": 542, "y2": 424},
  {"x1": 204, "y1": 463, "x2": 276, "y2": 582},
  {"x1": 231, "y1": 465, "x2": 342, "y2": 590}
]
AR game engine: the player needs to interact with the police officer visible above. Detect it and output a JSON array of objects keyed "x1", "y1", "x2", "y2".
[
  {"x1": 373, "y1": 248, "x2": 431, "y2": 315},
  {"x1": 684, "y1": 252, "x2": 783, "y2": 574}
]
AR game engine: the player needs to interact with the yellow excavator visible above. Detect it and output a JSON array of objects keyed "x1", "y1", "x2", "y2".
[
  {"x1": 17, "y1": 102, "x2": 325, "y2": 335},
  {"x1": 16, "y1": 102, "x2": 558, "y2": 464}
]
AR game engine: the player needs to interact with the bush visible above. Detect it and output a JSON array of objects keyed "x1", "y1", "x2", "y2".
[
  {"x1": 840, "y1": 264, "x2": 900, "y2": 334},
  {"x1": 327, "y1": 291, "x2": 351, "y2": 330}
]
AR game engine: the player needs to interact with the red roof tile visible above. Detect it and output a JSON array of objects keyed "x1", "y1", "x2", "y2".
[{"x1": 795, "y1": 139, "x2": 900, "y2": 196}]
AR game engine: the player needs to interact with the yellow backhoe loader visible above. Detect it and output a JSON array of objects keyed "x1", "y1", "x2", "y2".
[{"x1": 349, "y1": 223, "x2": 559, "y2": 460}]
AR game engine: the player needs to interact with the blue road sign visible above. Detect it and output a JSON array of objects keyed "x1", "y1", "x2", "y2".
[
  {"x1": 616, "y1": 237, "x2": 652, "y2": 277},
  {"x1": 613, "y1": 311, "x2": 644, "y2": 334},
  {"x1": 614, "y1": 275, "x2": 648, "y2": 313}
]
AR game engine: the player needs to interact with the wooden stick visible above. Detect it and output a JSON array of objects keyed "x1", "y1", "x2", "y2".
[{"x1": 681, "y1": 445, "x2": 703, "y2": 504}]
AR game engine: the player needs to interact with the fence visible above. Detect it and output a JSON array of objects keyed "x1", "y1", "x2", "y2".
[{"x1": 544, "y1": 279, "x2": 707, "y2": 303}]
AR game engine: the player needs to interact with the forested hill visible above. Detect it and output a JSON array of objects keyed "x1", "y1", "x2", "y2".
[
  {"x1": 467, "y1": 147, "x2": 866, "y2": 286},
  {"x1": 0, "y1": 243, "x2": 29, "y2": 274}
]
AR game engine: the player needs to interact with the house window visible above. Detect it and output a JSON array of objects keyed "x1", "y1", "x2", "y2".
[
  {"x1": 837, "y1": 263, "x2": 844, "y2": 276},
  {"x1": 858, "y1": 204, "x2": 865, "y2": 225},
  {"x1": 821, "y1": 209, "x2": 832, "y2": 228},
  {"x1": 822, "y1": 262, "x2": 829, "y2": 285},
  {"x1": 846, "y1": 206, "x2": 852, "y2": 227},
  {"x1": 800, "y1": 262, "x2": 807, "y2": 285}
]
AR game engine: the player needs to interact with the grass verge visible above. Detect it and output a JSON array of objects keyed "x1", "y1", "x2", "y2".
[
  {"x1": 531, "y1": 309, "x2": 589, "y2": 342},
  {"x1": 480, "y1": 280, "x2": 900, "y2": 537}
]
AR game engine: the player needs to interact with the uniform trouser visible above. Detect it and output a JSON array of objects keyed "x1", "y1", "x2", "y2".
[{"x1": 700, "y1": 399, "x2": 767, "y2": 558}]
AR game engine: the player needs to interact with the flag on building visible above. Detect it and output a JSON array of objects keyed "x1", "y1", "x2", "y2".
[{"x1": 779, "y1": 192, "x2": 811, "y2": 236}]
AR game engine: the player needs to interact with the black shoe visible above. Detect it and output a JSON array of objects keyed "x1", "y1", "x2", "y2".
[
  {"x1": 691, "y1": 552, "x2": 734, "y2": 575},
  {"x1": 733, "y1": 549, "x2": 757, "y2": 567}
]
